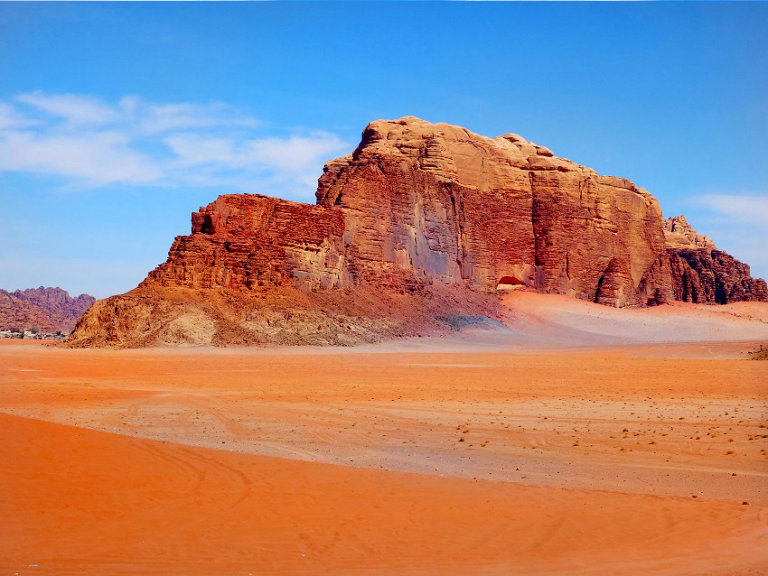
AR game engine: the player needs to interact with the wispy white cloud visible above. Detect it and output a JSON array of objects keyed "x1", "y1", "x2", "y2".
[
  {"x1": 0, "y1": 102, "x2": 38, "y2": 129},
  {"x1": 17, "y1": 92, "x2": 121, "y2": 126},
  {"x1": 696, "y1": 194, "x2": 768, "y2": 225},
  {"x1": 247, "y1": 134, "x2": 348, "y2": 173},
  {"x1": 0, "y1": 130, "x2": 161, "y2": 184},
  {"x1": 0, "y1": 92, "x2": 350, "y2": 197},
  {"x1": 164, "y1": 133, "x2": 347, "y2": 171},
  {"x1": 117, "y1": 96, "x2": 261, "y2": 135}
]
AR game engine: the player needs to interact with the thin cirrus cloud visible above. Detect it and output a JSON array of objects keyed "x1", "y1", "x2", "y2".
[
  {"x1": 695, "y1": 194, "x2": 768, "y2": 225},
  {"x1": 1, "y1": 129, "x2": 162, "y2": 184},
  {"x1": 16, "y1": 92, "x2": 123, "y2": 126},
  {"x1": 0, "y1": 92, "x2": 350, "y2": 197},
  {"x1": 165, "y1": 133, "x2": 350, "y2": 173},
  {"x1": 0, "y1": 102, "x2": 38, "y2": 130}
]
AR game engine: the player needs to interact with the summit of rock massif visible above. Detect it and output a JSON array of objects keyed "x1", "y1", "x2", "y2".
[
  {"x1": 67, "y1": 117, "x2": 767, "y2": 347},
  {"x1": 663, "y1": 215, "x2": 715, "y2": 250}
]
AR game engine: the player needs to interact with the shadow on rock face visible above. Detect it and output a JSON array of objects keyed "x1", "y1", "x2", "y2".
[{"x1": 439, "y1": 315, "x2": 511, "y2": 332}]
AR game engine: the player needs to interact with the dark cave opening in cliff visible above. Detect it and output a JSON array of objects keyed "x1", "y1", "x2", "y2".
[
  {"x1": 201, "y1": 215, "x2": 215, "y2": 234},
  {"x1": 496, "y1": 276, "x2": 525, "y2": 290}
]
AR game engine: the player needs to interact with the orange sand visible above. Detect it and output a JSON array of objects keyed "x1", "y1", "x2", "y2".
[{"x1": 2, "y1": 296, "x2": 768, "y2": 575}]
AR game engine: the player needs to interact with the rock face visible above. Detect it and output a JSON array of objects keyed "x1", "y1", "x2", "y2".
[
  {"x1": 68, "y1": 117, "x2": 767, "y2": 347},
  {"x1": 0, "y1": 287, "x2": 95, "y2": 333},
  {"x1": 663, "y1": 217, "x2": 768, "y2": 304},
  {"x1": 315, "y1": 119, "x2": 672, "y2": 308},
  {"x1": 144, "y1": 195, "x2": 348, "y2": 292}
]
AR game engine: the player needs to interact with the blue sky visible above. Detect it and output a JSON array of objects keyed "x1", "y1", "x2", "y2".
[{"x1": 1, "y1": 2, "x2": 766, "y2": 298}]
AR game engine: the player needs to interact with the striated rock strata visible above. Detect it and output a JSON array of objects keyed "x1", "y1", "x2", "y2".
[
  {"x1": 68, "y1": 117, "x2": 767, "y2": 347},
  {"x1": 1, "y1": 287, "x2": 95, "y2": 333}
]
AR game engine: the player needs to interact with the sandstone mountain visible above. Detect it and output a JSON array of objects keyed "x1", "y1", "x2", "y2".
[
  {"x1": 1, "y1": 287, "x2": 96, "y2": 333},
  {"x1": 67, "y1": 117, "x2": 767, "y2": 347}
]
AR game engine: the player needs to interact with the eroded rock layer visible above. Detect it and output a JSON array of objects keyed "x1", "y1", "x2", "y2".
[{"x1": 68, "y1": 117, "x2": 767, "y2": 347}]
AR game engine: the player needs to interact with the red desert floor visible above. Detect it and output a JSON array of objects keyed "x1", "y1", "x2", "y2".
[{"x1": 2, "y1": 295, "x2": 768, "y2": 575}]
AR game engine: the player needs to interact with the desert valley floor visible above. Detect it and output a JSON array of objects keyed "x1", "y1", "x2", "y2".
[{"x1": 2, "y1": 292, "x2": 768, "y2": 575}]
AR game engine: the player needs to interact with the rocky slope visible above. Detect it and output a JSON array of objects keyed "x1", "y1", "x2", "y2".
[
  {"x1": 67, "y1": 117, "x2": 767, "y2": 347},
  {"x1": 1, "y1": 287, "x2": 95, "y2": 333}
]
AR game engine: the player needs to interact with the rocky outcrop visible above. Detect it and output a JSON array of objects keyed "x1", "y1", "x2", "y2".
[
  {"x1": 0, "y1": 287, "x2": 95, "y2": 333},
  {"x1": 663, "y1": 215, "x2": 715, "y2": 250},
  {"x1": 143, "y1": 195, "x2": 348, "y2": 292},
  {"x1": 68, "y1": 117, "x2": 767, "y2": 347},
  {"x1": 663, "y1": 217, "x2": 768, "y2": 304},
  {"x1": 668, "y1": 249, "x2": 768, "y2": 304}
]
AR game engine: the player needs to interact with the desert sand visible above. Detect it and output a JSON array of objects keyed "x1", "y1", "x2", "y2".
[{"x1": 2, "y1": 293, "x2": 768, "y2": 575}]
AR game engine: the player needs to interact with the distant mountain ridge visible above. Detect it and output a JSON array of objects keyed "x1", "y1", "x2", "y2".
[{"x1": 0, "y1": 287, "x2": 95, "y2": 333}]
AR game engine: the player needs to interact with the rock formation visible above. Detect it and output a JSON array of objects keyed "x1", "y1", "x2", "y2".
[
  {"x1": 0, "y1": 287, "x2": 95, "y2": 333},
  {"x1": 663, "y1": 217, "x2": 768, "y2": 304},
  {"x1": 663, "y1": 215, "x2": 715, "y2": 250},
  {"x1": 67, "y1": 117, "x2": 767, "y2": 347}
]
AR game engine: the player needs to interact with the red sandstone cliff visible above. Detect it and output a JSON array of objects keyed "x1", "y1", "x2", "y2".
[
  {"x1": 67, "y1": 117, "x2": 767, "y2": 347},
  {"x1": 315, "y1": 119, "x2": 672, "y2": 307},
  {"x1": 0, "y1": 287, "x2": 95, "y2": 333},
  {"x1": 663, "y1": 216, "x2": 768, "y2": 304}
]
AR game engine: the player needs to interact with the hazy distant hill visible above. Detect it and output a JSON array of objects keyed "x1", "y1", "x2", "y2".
[{"x1": 0, "y1": 287, "x2": 95, "y2": 333}]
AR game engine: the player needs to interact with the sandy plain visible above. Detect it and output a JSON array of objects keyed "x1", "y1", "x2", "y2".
[{"x1": 2, "y1": 292, "x2": 768, "y2": 575}]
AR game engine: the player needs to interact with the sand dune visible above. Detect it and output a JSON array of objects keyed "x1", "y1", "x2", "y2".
[
  {"x1": 2, "y1": 294, "x2": 767, "y2": 574},
  {"x1": 501, "y1": 291, "x2": 768, "y2": 344},
  {"x1": 3, "y1": 413, "x2": 766, "y2": 576}
]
